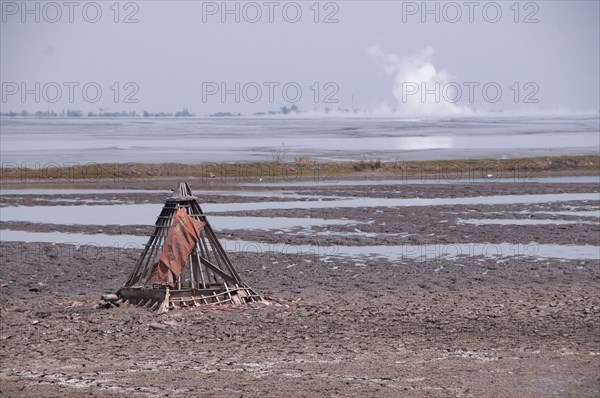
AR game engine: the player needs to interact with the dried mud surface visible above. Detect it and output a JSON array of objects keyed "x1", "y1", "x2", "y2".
[{"x1": 1, "y1": 179, "x2": 599, "y2": 397}]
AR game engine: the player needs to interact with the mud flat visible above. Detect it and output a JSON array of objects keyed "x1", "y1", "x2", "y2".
[{"x1": 0, "y1": 170, "x2": 599, "y2": 397}]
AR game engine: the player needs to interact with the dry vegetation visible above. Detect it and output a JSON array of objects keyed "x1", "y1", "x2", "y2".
[{"x1": 0, "y1": 155, "x2": 598, "y2": 183}]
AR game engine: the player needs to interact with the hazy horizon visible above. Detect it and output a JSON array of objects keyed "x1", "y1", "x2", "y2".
[{"x1": 2, "y1": 1, "x2": 599, "y2": 116}]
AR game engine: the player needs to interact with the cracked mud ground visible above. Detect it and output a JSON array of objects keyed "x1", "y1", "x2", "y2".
[{"x1": 0, "y1": 179, "x2": 599, "y2": 397}]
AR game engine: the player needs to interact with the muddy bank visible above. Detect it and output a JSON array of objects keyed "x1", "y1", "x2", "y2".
[
  {"x1": 1, "y1": 174, "x2": 599, "y2": 397},
  {"x1": 1, "y1": 242, "x2": 598, "y2": 300},
  {"x1": 1, "y1": 286, "x2": 599, "y2": 397}
]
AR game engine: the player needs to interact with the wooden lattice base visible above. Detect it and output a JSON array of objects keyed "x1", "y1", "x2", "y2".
[{"x1": 117, "y1": 285, "x2": 266, "y2": 313}]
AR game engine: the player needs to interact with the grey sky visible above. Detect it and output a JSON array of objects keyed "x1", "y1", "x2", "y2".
[{"x1": 1, "y1": 0, "x2": 598, "y2": 115}]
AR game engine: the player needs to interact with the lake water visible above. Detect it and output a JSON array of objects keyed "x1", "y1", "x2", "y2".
[{"x1": 1, "y1": 115, "x2": 598, "y2": 164}]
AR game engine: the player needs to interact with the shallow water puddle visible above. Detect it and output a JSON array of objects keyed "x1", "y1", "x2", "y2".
[
  {"x1": 1, "y1": 193, "x2": 598, "y2": 225},
  {"x1": 283, "y1": 230, "x2": 412, "y2": 238},
  {"x1": 239, "y1": 176, "x2": 600, "y2": 187},
  {"x1": 0, "y1": 230, "x2": 147, "y2": 248},
  {"x1": 315, "y1": 242, "x2": 600, "y2": 261},
  {"x1": 0, "y1": 203, "x2": 358, "y2": 230},
  {"x1": 458, "y1": 219, "x2": 600, "y2": 226},
  {"x1": 0, "y1": 188, "x2": 340, "y2": 201},
  {"x1": 31, "y1": 198, "x2": 131, "y2": 204},
  {"x1": 2, "y1": 230, "x2": 598, "y2": 261},
  {"x1": 0, "y1": 189, "x2": 168, "y2": 195},
  {"x1": 533, "y1": 210, "x2": 600, "y2": 218}
]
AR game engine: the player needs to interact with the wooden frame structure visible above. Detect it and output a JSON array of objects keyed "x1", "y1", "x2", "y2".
[{"x1": 116, "y1": 182, "x2": 264, "y2": 312}]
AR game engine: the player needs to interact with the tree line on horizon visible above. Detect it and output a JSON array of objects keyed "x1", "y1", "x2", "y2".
[{"x1": 1, "y1": 104, "x2": 359, "y2": 118}]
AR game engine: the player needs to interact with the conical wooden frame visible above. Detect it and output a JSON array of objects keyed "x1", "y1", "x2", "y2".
[{"x1": 117, "y1": 182, "x2": 264, "y2": 312}]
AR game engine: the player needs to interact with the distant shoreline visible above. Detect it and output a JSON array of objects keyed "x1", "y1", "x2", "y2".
[{"x1": 1, "y1": 155, "x2": 598, "y2": 187}]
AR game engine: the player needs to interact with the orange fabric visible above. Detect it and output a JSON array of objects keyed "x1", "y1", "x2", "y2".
[{"x1": 147, "y1": 208, "x2": 205, "y2": 287}]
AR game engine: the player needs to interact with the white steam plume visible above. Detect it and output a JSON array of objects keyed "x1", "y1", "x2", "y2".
[{"x1": 368, "y1": 44, "x2": 472, "y2": 116}]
